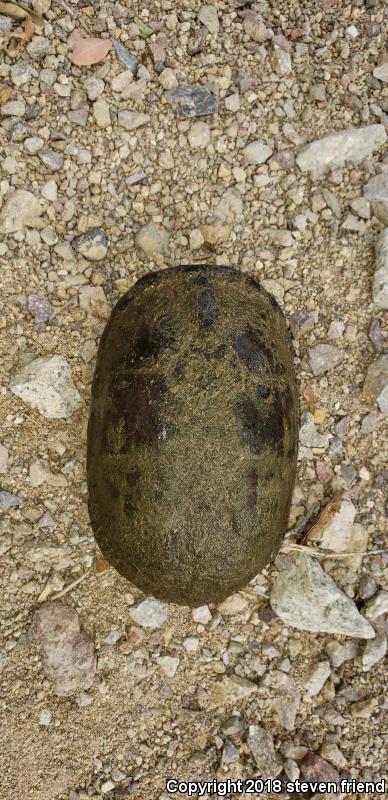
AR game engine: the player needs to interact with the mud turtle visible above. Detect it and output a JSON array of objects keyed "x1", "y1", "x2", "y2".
[{"x1": 87, "y1": 266, "x2": 298, "y2": 606}]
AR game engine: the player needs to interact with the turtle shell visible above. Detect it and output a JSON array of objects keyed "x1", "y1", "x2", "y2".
[{"x1": 87, "y1": 266, "x2": 298, "y2": 606}]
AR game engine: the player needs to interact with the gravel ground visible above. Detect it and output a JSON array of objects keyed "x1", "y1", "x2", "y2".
[{"x1": 0, "y1": 1, "x2": 387, "y2": 799}]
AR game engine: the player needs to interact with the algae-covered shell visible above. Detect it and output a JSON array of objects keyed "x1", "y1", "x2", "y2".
[{"x1": 87, "y1": 266, "x2": 298, "y2": 606}]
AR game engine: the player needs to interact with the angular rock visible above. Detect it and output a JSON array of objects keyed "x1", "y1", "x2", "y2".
[
  {"x1": 311, "y1": 497, "x2": 356, "y2": 553},
  {"x1": 299, "y1": 412, "x2": 330, "y2": 449},
  {"x1": 363, "y1": 354, "x2": 388, "y2": 416},
  {"x1": 112, "y1": 39, "x2": 139, "y2": 75},
  {"x1": 296, "y1": 125, "x2": 387, "y2": 177},
  {"x1": 157, "y1": 656, "x2": 179, "y2": 677},
  {"x1": 210, "y1": 675, "x2": 257, "y2": 708},
  {"x1": 350, "y1": 196, "x2": 370, "y2": 220},
  {"x1": 201, "y1": 221, "x2": 230, "y2": 246},
  {"x1": 300, "y1": 752, "x2": 339, "y2": 784},
  {"x1": 373, "y1": 63, "x2": 388, "y2": 83},
  {"x1": 188, "y1": 121, "x2": 211, "y2": 149},
  {"x1": 247, "y1": 725, "x2": 282, "y2": 777},
  {"x1": 72, "y1": 227, "x2": 108, "y2": 262},
  {"x1": 38, "y1": 148, "x2": 64, "y2": 172},
  {"x1": 165, "y1": 84, "x2": 218, "y2": 117},
  {"x1": 272, "y1": 44, "x2": 292, "y2": 76},
  {"x1": 273, "y1": 690, "x2": 301, "y2": 731},
  {"x1": 0, "y1": 189, "x2": 43, "y2": 234},
  {"x1": 93, "y1": 98, "x2": 111, "y2": 129},
  {"x1": 308, "y1": 344, "x2": 345, "y2": 376},
  {"x1": 0, "y1": 443, "x2": 8, "y2": 473},
  {"x1": 117, "y1": 110, "x2": 150, "y2": 131},
  {"x1": 361, "y1": 635, "x2": 387, "y2": 671},
  {"x1": 135, "y1": 221, "x2": 170, "y2": 257},
  {"x1": 128, "y1": 597, "x2": 167, "y2": 628},
  {"x1": 373, "y1": 228, "x2": 388, "y2": 309},
  {"x1": 10, "y1": 355, "x2": 81, "y2": 419},
  {"x1": 243, "y1": 12, "x2": 270, "y2": 43},
  {"x1": 192, "y1": 605, "x2": 212, "y2": 624},
  {"x1": 242, "y1": 139, "x2": 273, "y2": 165},
  {"x1": 218, "y1": 593, "x2": 247, "y2": 615},
  {"x1": 364, "y1": 590, "x2": 388, "y2": 620},
  {"x1": 0, "y1": 491, "x2": 20, "y2": 512},
  {"x1": 198, "y1": 5, "x2": 219, "y2": 35},
  {"x1": 341, "y1": 213, "x2": 365, "y2": 233},
  {"x1": 304, "y1": 661, "x2": 331, "y2": 695},
  {"x1": 363, "y1": 174, "x2": 388, "y2": 224},
  {"x1": 32, "y1": 602, "x2": 96, "y2": 697},
  {"x1": 270, "y1": 554, "x2": 375, "y2": 639}
]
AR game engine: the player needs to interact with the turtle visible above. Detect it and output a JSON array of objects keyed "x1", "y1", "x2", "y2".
[{"x1": 87, "y1": 265, "x2": 299, "y2": 606}]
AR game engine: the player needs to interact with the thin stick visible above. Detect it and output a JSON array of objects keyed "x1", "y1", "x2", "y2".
[
  {"x1": 49, "y1": 570, "x2": 90, "y2": 600},
  {"x1": 281, "y1": 543, "x2": 388, "y2": 559}
]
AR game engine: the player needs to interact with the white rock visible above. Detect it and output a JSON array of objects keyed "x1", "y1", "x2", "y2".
[
  {"x1": 157, "y1": 656, "x2": 180, "y2": 677},
  {"x1": 128, "y1": 596, "x2": 167, "y2": 628},
  {"x1": 41, "y1": 179, "x2": 57, "y2": 202},
  {"x1": 373, "y1": 228, "x2": 388, "y2": 310},
  {"x1": 361, "y1": 635, "x2": 387, "y2": 671},
  {"x1": 313, "y1": 497, "x2": 356, "y2": 553},
  {"x1": 188, "y1": 121, "x2": 211, "y2": 149},
  {"x1": 242, "y1": 139, "x2": 273, "y2": 165},
  {"x1": 364, "y1": 590, "x2": 388, "y2": 620},
  {"x1": 117, "y1": 110, "x2": 150, "y2": 131},
  {"x1": 0, "y1": 189, "x2": 43, "y2": 233},
  {"x1": 225, "y1": 93, "x2": 240, "y2": 112},
  {"x1": 189, "y1": 229, "x2": 204, "y2": 250},
  {"x1": 38, "y1": 709, "x2": 52, "y2": 726},
  {"x1": 192, "y1": 605, "x2": 212, "y2": 623},
  {"x1": 296, "y1": 125, "x2": 387, "y2": 177},
  {"x1": 198, "y1": 5, "x2": 219, "y2": 35},
  {"x1": 304, "y1": 661, "x2": 331, "y2": 695},
  {"x1": 183, "y1": 637, "x2": 199, "y2": 652},
  {"x1": 10, "y1": 355, "x2": 81, "y2": 419},
  {"x1": 270, "y1": 554, "x2": 375, "y2": 639}
]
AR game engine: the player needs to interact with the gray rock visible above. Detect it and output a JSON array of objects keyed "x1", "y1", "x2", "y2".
[
  {"x1": 363, "y1": 173, "x2": 388, "y2": 224},
  {"x1": 38, "y1": 148, "x2": 64, "y2": 172},
  {"x1": 126, "y1": 169, "x2": 147, "y2": 186},
  {"x1": 243, "y1": 12, "x2": 270, "y2": 43},
  {"x1": 188, "y1": 121, "x2": 211, "y2": 149},
  {"x1": 210, "y1": 675, "x2": 257, "y2": 707},
  {"x1": 247, "y1": 725, "x2": 283, "y2": 777},
  {"x1": 32, "y1": 602, "x2": 96, "y2": 697},
  {"x1": 112, "y1": 39, "x2": 139, "y2": 76},
  {"x1": 361, "y1": 635, "x2": 387, "y2": 671},
  {"x1": 135, "y1": 221, "x2": 170, "y2": 257},
  {"x1": 117, "y1": 110, "x2": 150, "y2": 131},
  {"x1": 363, "y1": 354, "x2": 388, "y2": 416},
  {"x1": 373, "y1": 228, "x2": 388, "y2": 309},
  {"x1": 304, "y1": 661, "x2": 331, "y2": 695},
  {"x1": 0, "y1": 491, "x2": 21, "y2": 513},
  {"x1": 165, "y1": 84, "x2": 218, "y2": 117},
  {"x1": 128, "y1": 596, "x2": 167, "y2": 628},
  {"x1": 1, "y1": 100, "x2": 25, "y2": 117},
  {"x1": 0, "y1": 14, "x2": 12, "y2": 32},
  {"x1": 0, "y1": 189, "x2": 43, "y2": 234},
  {"x1": 272, "y1": 44, "x2": 292, "y2": 76},
  {"x1": 24, "y1": 136, "x2": 44, "y2": 154},
  {"x1": 364, "y1": 590, "x2": 388, "y2": 620},
  {"x1": 369, "y1": 318, "x2": 384, "y2": 353},
  {"x1": 350, "y1": 196, "x2": 370, "y2": 220},
  {"x1": 10, "y1": 355, "x2": 81, "y2": 419},
  {"x1": 341, "y1": 213, "x2": 365, "y2": 233},
  {"x1": 28, "y1": 295, "x2": 53, "y2": 325},
  {"x1": 198, "y1": 5, "x2": 219, "y2": 35},
  {"x1": 72, "y1": 227, "x2": 108, "y2": 262},
  {"x1": 84, "y1": 77, "x2": 105, "y2": 102},
  {"x1": 308, "y1": 344, "x2": 345, "y2": 376},
  {"x1": 322, "y1": 188, "x2": 341, "y2": 218},
  {"x1": 242, "y1": 139, "x2": 273, "y2": 165},
  {"x1": 299, "y1": 412, "x2": 330, "y2": 449},
  {"x1": 358, "y1": 574, "x2": 377, "y2": 600},
  {"x1": 373, "y1": 63, "x2": 388, "y2": 83},
  {"x1": 93, "y1": 98, "x2": 111, "y2": 129},
  {"x1": 296, "y1": 125, "x2": 387, "y2": 176},
  {"x1": 270, "y1": 554, "x2": 375, "y2": 639},
  {"x1": 360, "y1": 412, "x2": 377, "y2": 434}
]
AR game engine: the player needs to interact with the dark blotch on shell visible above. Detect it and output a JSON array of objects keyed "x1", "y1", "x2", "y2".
[{"x1": 87, "y1": 265, "x2": 298, "y2": 606}]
